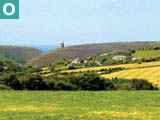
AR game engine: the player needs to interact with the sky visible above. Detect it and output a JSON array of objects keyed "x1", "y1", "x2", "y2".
[{"x1": 0, "y1": 0, "x2": 160, "y2": 46}]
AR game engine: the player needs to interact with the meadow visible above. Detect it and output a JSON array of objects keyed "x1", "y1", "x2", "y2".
[
  {"x1": 0, "y1": 91, "x2": 159, "y2": 120},
  {"x1": 133, "y1": 50, "x2": 160, "y2": 59}
]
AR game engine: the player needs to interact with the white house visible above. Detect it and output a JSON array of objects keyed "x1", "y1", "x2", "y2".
[
  {"x1": 83, "y1": 60, "x2": 88, "y2": 64},
  {"x1": 113, "y1": 55, "x2": 127, "y2": 61},
  {"x1": 71, "y1": 58, "x2": 81, "y2": 64},
  {"x1": 132, "y1": 57, "x2": 141, "y2": 61}
]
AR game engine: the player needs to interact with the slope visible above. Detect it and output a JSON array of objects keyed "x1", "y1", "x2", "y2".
[
  {"x1": 28, "y1": 41, "x2": 159, "y2": 67},
  {"x1": 0, "y1": 45, "x2": 43, "y2": 64}
]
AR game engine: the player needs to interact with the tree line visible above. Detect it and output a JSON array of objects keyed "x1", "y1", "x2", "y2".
[{"x1": 0, "y1": 72, "x2": 158, "y2": 90}]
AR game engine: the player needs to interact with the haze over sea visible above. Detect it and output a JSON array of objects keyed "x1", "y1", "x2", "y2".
[{"x1": 27, "y1": 45, "x2": 59, "y2": 52}]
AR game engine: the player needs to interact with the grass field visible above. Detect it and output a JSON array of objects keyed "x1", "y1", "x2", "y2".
[
  {"x1": 0, "y1": 91, "x2": 159, "y2": 120},
  {"x1": 133, "y1": 50, "x2": 160, "y2": 59}
]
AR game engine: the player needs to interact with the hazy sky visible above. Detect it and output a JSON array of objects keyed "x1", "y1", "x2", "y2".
[{"x1": 0, "y1": 0, "x2": 160, "y2": 46}]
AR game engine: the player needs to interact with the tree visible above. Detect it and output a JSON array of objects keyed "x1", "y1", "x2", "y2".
[
  {"x1": 0, "y1": 62, "x2": 3, "y2": 72},
  {"x1": 70, "y1": 72, "x2": 115, "y2": 90}
]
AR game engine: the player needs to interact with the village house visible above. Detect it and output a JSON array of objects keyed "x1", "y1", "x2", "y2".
[
  {"x1": 100, "y1": 53, "x2": 109, "y2": 57},
  {"x1": 113, "y1": 55, "x2": 127, "y2": 61},
  {"x1": 83, "y1": 60, "x2": 88, "y2": 64},
  {"x1": 71, "y1": 58, "x2": 81, "y2": 64},
  {"x1": 132, "y1": 57, "x2": 141, "y2": 61}
]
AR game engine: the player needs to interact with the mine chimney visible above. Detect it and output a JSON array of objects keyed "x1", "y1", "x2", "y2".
[{"x1": 60, "y1": 41, "x2": 64, "y2": 48}]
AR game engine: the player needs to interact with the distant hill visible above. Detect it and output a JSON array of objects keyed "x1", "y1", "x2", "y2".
[
  {"x1": 0, "y1": 46, "x2": 43, "y2": 64},
  {"x1": 28, "y1": 41, "x2": 160, "y2": 67}
]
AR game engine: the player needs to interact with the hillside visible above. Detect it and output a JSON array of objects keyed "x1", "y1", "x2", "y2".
[
  {"x1": 0, "y1": 56, "x2": 20, "y2": 72},
  {"x1": 0, "y1": 56, "x2": 18, "y2": 65},
  {"x1": 0, "y1": 56, "x2": 10, "y2": 63},
  {"x1": 0, "y1": 46, "x2": 43, "y2": 64},
  {"x1": 28, "y1": 41, "x2": 159, "y2": 67}
]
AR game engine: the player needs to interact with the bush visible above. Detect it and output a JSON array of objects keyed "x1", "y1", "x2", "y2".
[
  {"x1": 100, "y1": 67, "x2": 124, "y2": 74},
  {"x1": 68, "y1": 65, "x2": 76, "y2": 70},
  {"x1": 131, "y1": 79, "x2": 158, "y2": 90},
  {"x1": 55, "y1": 81, "x2": 76, "y2": 90},
  {"x1": 18, "y1": 74, "x2": 48, "y2": 90},
  {"x1": 0, "y1": 84, "x2": 11, "y2": 90},
  {"x1": 44, "y1": 78, "x2": 55, "y2": 90},
  {"x1": 112, "y1": 78, "x2": 132, "y2": 90},
  {"x1": 50, "y1": 66, "x2": 55, "y2": 72},
  {"x1": 70, "y1": 72, "x2": 115, "y2": 90},
  {"x1": 153, "y1": 46, "x2": 160, "y2": 50},
  {"x1": 0, "y1": 73, "x2": 21, "y2": 90},
  {"x1": 113, "y1": 50, "x2": 131, "y2": 56},
  {"x1": 130, "y1": 49, "x2": 136, "y2": 53},
  {"x1": 112, "y1": 78, "x2": 158, "y2": 90},
  {"x1": 0, "y1": 62, "x2": 3, "y2": 72}
]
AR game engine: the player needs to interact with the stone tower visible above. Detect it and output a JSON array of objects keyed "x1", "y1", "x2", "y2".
[{"x1": 60, "y1": 41, "x2": 64, "y2": 48}]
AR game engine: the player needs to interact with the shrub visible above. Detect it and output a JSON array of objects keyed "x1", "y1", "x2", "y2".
[
  {"x1": 0, "y1": 62, "x2": 3, "y2": 72},
  {"x1": 49, "y1": 65, "x2": 55, "y2": 72},
  {"x1": 112, "y1": 78, "x2": 133, "y2": 90},
  {"x1": 70, "y1": 72, "x2": 115, "y2": 90},
  {"x1": 0, "y1": 84, "x2": 11, "y2": 90},
  {"x1": 153, "y1": 46, "x2": 160, "y2": 50},
  {"x1": 18, "y1": 74, "x2": 48, "y2": 90},
  {"x1": 131, "y1": 79, "x2": 158, "y2": 90},
  {"x1": 100, "y1": 67, "x2": 124, "y2": 74},
  {"x1": 112, "y1": 78, "x2": 158, "y2": 90},
  {"x1": 0, "y1": 73, "x2": 21, "y2": 90},
  {"x1": 130, "y1": 49, "x2": 136, "y2": 53},
  {"x1": 68, "y1": 65, "x2": 76, "y2": 70},
  {"x1": 55, "y1": 81, "x2": 76, "y2": 90}
]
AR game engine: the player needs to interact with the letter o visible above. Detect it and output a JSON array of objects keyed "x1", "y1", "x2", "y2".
[{"x1": 3, "y1": 3, "x2": 15, "y2": 16}]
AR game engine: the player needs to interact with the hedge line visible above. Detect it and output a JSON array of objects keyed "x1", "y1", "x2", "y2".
[{"x1": 0, "y1": 72, "x2": 158, "y2": 90}]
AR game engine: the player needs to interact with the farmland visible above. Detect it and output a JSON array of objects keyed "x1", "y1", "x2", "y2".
[
  {"x1": 66, "y1": 61, "x2": 160, "y2": 73},
  {"x1": 101, "y1": 66, "x2": 160, "y2": 87},
  {"x1": 133, "y1": 50, "x2": 160, "y2": 59},
  {"x1": 65, "y1": 61, "x2": 160, "y2": 88},
  {"x1": 0, "y1": 91, "x2": 159, "y2": 120}
]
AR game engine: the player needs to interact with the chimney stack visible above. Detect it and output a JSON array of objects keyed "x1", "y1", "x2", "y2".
[{"x1": 60, "y1": 41, "x2": 64, "y2": 48}]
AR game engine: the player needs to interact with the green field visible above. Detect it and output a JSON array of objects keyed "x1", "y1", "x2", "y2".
[
  {"x1": 133, "y1": 50, "x2": 160, "y2": 59},
  {"x1": 0, "y1": 91, "x2": 159, "y2": 120}
]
